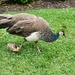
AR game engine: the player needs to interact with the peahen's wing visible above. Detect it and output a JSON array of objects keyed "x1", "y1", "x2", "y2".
[
  {"x1": 6, "y1": 14, "x2": 51, "y2": 37},
  {"x1": 7, "y1": 19, "x2": 40, "y2": 37}
]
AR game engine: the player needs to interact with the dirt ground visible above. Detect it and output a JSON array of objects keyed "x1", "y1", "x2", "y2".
[{"x1": 0, "y1": 0, "x2": 75, "y2": 13}]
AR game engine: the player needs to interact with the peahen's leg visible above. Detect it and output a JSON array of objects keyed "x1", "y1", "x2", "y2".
[
  {"x1": 35, "y1": 41, "x2": 41, "y2": 52},
  {"x1": 19, "y1": 38, "x2": 26, "y2": 49}
]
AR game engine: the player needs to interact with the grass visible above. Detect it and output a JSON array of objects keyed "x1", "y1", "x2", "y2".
[{"x1": 0, "y1": 8, "x2": 75, "y2": 75}]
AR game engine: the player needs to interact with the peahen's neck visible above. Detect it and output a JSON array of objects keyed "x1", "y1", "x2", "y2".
[
  {"x1": 52, "y1": 33, "x2": 59, "y2": 42},
  {"x1": 40, "y1": 27, "x2": 59, "y2": 42}
]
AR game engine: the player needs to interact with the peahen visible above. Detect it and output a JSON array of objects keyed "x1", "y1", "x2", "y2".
[{"x1": 0, "y1": 13, "x2": 65, "y2": 52}]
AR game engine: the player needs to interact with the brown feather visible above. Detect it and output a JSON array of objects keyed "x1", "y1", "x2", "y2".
[{"x1": 6, "y1": 13, "x2": 50, "y2": 37}]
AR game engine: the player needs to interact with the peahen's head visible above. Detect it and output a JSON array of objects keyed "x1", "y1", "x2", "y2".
[
  {"x1": 53, "y1": 30, "x2": 65, "y2": 42},
  {"x1": 58, "y1": 30, "x2": 65, "y2": 36},
  {"x1": 52, "y1": 26, "x2": 66, "y2": 42}
]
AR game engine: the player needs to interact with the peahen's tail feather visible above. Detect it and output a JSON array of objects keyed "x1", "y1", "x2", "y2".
[
  {"x1": 0, "y1": 14, "x2": 12, "y2": 28},
  {"x1": 0, "y1": 14, "x2": 12, "y2": 19}
]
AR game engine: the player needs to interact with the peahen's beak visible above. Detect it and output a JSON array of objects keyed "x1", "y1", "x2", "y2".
[{"x1": 63, "y1": 32, "x2": 65, "y2": 37}]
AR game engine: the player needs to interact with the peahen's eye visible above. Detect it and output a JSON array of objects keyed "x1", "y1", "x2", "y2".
[{"x1": 59, "y1": 31, "x2": 64, "y2": 35}]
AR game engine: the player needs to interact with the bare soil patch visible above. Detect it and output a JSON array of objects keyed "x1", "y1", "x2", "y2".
[{"x1": 0, "y1": 0, "x2": 75, "y2": 13}]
